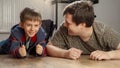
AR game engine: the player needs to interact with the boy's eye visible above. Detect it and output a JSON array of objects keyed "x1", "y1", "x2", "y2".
[
  {"x1": 26, "y1": 24, "x2": 31, "y2": 26},
  {"x1": 35, "y1": 25, "x2": 39, "y2": 27}
]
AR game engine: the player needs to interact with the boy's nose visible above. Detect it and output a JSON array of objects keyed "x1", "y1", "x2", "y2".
[{"x1": 31, "y1": 26, "x2": 34, "y2": 30}]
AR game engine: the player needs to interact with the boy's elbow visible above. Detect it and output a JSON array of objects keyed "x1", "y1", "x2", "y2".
[{"x1": 10, "y1": 46, "x2": 27, "y2": 58}]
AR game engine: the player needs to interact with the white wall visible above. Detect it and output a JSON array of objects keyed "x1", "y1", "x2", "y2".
[
  {"x1": 0, "y1": 0, "x2": 120, "y2": 32},
  {"x1": 57, "y1": 0, "x2": 120, "y2": 32},
  {"x1": 0, "y1": 0, "x2": 54, "y2": 32},
  {"x1": 94, "y1": 0, "x2": 120, "y2": 32}
]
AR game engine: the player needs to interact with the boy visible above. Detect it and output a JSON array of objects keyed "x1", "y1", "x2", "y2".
[{"x1": 0, "y1": 7, "x2": 46, "y2": 58}]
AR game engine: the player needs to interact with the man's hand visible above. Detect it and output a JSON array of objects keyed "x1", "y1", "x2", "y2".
[
  {"x1": 64, "y1": 48, "x2": 83, "y2": 60},
  {"x1": 90, "y1": 50, "x2": 112, "y2": 60}
]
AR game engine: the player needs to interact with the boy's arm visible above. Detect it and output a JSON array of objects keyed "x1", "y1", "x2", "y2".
[
  {"x1": 46, "y1": 41, "x2": 83, "y2": 60},
  {"x1": 10, "y1": 40, "x2": 21, "y2": 58},
  {"x1": 37, "y1": 40, "x2": 47, "y2": 56},
  {"x1": 9, "y1": 35, "x2": 26, "y2": 58}
]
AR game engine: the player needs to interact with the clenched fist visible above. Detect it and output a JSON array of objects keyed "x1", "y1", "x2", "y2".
[
  {"x1": 64, "y1": 48, "x2": 83, "y2": 60},
  {"x1": 36, "y1": 44, "x2": 43, "y2": 55}
]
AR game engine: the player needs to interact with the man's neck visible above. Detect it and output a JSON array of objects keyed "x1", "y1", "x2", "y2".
[{"x1": 80, "y1": 26, "x2": 93, "y2": 42}]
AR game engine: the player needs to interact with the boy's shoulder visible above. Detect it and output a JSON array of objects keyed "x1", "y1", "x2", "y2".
[
  {"x1": 10, "y1": 24, "x2": 25, "y2": 41},
  {"x1": 11, "y1": 24, "x2": 24, "y2": 32},
  {"x1": 37, "y1": 27, "x2": 46, "y2": 41}
]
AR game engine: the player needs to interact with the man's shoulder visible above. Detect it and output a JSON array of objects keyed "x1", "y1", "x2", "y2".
[
  {"x1": 93, "y1": 21, "x2": 107, "y2": 35},
  {"x1": 93, "y1": 21, "x2": 106, "y2": 30},
  {"x1": 57, "y1": 24, "x2": 68, "y2": 33}
]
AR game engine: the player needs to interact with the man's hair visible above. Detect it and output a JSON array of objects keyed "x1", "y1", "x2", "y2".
[
  {"x1": 20, "y1": 7, "x2": 42, "y2": 23},
  {"x1": 63, "y1": 1, "x2": 94, "y2": 27}
]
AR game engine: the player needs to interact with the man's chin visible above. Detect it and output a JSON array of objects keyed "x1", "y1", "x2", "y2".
[
  {"x1": 68, "y1": 32, "x2": 77, "y2": 36},
  {"x1": 68, "y1": 33, "x2": 74, "y2": 36}
]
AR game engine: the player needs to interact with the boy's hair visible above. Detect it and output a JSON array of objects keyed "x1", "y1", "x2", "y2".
[
  {"x1": 63, "y1": 1, "x2": 94, "y2": 27},
  {"x1": 20, "y1": 7, "x2": 42, "y2": 23}
]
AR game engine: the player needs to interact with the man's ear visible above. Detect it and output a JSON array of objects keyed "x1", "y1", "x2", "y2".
[
  {"x1": 78, "y1": 22, "x2": 86, "y2": 27},
  {"x1": 81, "y1": 22, "x2": 86, "y2": 27},
  {"x1": 19, "y1": 22, "x2": 24, "y2": 28}
]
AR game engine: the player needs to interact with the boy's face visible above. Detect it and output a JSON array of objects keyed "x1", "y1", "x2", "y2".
[{"x1": 20, "y1": 20, "x2": 41, "y2": 37}]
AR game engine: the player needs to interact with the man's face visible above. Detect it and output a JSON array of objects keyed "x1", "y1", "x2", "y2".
[
  {"x1": 21, "y1": 20, "x2": 41, "y2": 37},
  {"x1": 64, "y1": 13, "x2": 82, "y2": 36}
]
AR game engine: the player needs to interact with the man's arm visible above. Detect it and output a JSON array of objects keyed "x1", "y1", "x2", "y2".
[
  {"x1": 108, "y1": 43, "x2": 120, "y2": 59},
  {"x1": 90, "y1": 43, "x2": 120, "y2": 60},
  {"x1": 46, "y1": 41, "x2": 83, "y2": 60}
]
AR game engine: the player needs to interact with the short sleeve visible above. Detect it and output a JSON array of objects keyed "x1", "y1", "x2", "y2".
[
  {"x1": 50, "y1": 26, "x2": 68, "y2": 49},
  {"x1": 103, "y1": 27, "x2": 120, "y2": 50}
]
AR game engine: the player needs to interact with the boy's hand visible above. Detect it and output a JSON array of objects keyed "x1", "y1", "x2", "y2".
[
  {"x1": 64, "y1": 48, "x2": 83, "y2": 60},
  {"x1": 36, "y1": 44, "x2": 43, "y2": 55},
  {"x1": 90, "y1": 50, "x2": 112, "y2": 60},
  {"x1": 19, "y1": 45, "x2": 27, "y2": 57}
]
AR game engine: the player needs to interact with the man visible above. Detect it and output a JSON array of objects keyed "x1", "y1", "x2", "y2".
[{"x1": 46, "y1": 1, "x2": 120, "y2": 60}]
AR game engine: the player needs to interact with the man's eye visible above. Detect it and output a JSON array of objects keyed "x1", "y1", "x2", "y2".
[{"x1": 67, "y1": 23, "x2": 70, "y2": 25}]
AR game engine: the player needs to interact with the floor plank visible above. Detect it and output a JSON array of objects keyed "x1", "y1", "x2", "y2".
[{"x1": 0, "y1": 55, "x2": 120, "y2": 68}]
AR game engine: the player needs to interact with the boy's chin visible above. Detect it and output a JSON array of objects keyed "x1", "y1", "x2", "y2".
[{"x1": 28, "y1": 34, "x2": 35, "y2": 37}]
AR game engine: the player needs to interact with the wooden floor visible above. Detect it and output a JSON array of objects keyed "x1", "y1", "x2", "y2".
[{"x1": 0, "y1": 55, "x2": 120, "y2": 68}]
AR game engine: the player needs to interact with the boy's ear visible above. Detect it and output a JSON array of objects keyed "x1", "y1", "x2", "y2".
[{"x1": 19, "y1": 22, "x2": 24, "y2": 28}]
